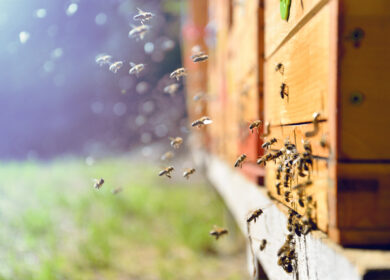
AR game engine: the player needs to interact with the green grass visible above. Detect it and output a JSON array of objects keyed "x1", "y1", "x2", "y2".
[{"x1": 0, "y1": 157, "x2": 247, "y2": 280}]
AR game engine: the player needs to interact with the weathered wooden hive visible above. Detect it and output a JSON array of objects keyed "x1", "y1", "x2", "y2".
[{"x1": 183, "y1": 0, "x2": 390, "y2": 247}]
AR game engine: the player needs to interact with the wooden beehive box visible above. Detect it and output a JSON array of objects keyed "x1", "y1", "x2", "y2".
[{"x1": 263, "y1": 0, "x2": 390, "y2": 245}]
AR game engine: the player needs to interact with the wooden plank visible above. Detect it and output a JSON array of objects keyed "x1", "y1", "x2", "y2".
[
  {"x1": 266, "y1": 159, "x2": 329, "y2": 232},
  {"x1": 266, "y1": 122, "x2": 330, "y2": 158},
  {"x1": 264, "y1": 0, "x2": 328, "y2": 58},
  {"x1": 201, "y1": 153, "x2": 390, "y2": 280},
  {"x1": 329, "y1": 163, "x2": 390, "y2": 245},
  {"x1": 264, "y1": 3, "x2": 330, "y2": 125},
  {"x1": 338, "y1": 0, "x2": 390, "y2": 160}
]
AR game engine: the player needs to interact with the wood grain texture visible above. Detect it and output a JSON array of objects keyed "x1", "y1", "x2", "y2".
[
  {"x1": 264, "y1": 0, "x2": 328, "y2": 58},
  {"x1": 264, "y1": 3, "x2": 330, "y2": 125},
  {"x1": 338, "y1": 0, "x2": 390, "y2": 160},
  {"x1": 265, "y1": 122, "x2": 331, "y2": 158}
]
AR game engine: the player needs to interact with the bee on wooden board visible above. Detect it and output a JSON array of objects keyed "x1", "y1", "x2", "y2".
[
  {"x1": 133, "y1": 8, "x2": 154, "y2": 24},
  {"x1": 159, "y1": 166, "x2": 174, "y2": 178},
  {"x1": 191, "y1": 116, "x2": 213, "y2": 127},
  {"x1": 161, "y1": 151, "x2": 174, "y2": 161},
  {"x1": 276, "y1": 182, "x2": 282, "y2": 195},
  {"x1": 275, "y1": 62, "x2": 284, "y2": 74},
  {"x1": 95, "y1": 54, "x2": 112, "y2": 66},
  {"x1": 93, "y1": 178, "x2": 104, "y2": 189},
  {"x1": 109, "y1": 61, "x2": 123, "y2": 73},
  {"x1": 320, "y1": 134, "x2": 328, "y2": 148},
  {"x1": 280, "y1": 82, "x2": 288, "y2": 99},
  {"x1": 169, "y1": 137, "x2": 183, "y2": 149},
  {"x1": 112, "y1": 187, "x2": 123, "y2": 195},
  {"x1": 284, "y1": 190, "x2": 292, "y2": 203},
  {"x1": 276, "y1": 163, "x2": 283, "y2": 180},
  {"x1": 262, "y1": 137, "x2": 277, "y2": 149},
  {"x1": 169, "y1": 67, "x2": 187, "y2": 81},
  {"x1": 128, "y1": 24, "x2": 150, "y2": 40},
  {"x1": 234, "y1": 154, "x2": 247, "y2": 168},
  {"x1": 209, "y1": 225, "x2": 228, "y2": 240},
  {"x1": 183, "y1": 168, "x2": 196, "y2": 179},
  {"x1": 249, "y1": 120, "x2": 262, "y2": 133},
  {"x1": 164, "y1": 83, "x2": 180, "y2": 96},
  {"x1": 247, "y1": 208, "x2": 263, "y2": 223},
  {"x1": 259, "y1": 239, "x2": 267, "y2": 251},
  {"x1": 129, "y1": 62, "x2": 145, "y2": 76}
]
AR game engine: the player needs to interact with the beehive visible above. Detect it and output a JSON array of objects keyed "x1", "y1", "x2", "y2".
[{"x1": 263, "y1": 0, "x2": 390, "y2": 245}]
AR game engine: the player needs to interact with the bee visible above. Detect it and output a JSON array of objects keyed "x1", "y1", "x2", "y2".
[
  {"x1": 183, "y1": 168, "x2": 196, "y2": 179},
  {"x1": 112, "y1": 187, "x2": 123, "y2": 195},
  {"x1": 271, "y1": 150, "x2": 283, "y2": 161},
  {"x1": 133, "y1": 8, "x2": 154, "y2": 24},
  {"x1": 109, "y1": 61, "x2": 124, "y2": 73},
  {"x1": 158, "y1": 166, "x2": 174, "y2": 178},
  {"x1": 302, "y1": 140, "x2": 312, "y2": 154},
  {"x1": 169, "y1": 137, "x2": 183, "y2": 149},
  {"x1": 95, "y1": 54, "x2": 112, "y2": 66},
  {"x1": 262, "y1": 137, "x2": 277, "y2": 149},
  {"x1": 161, "y1": 151, "x2": 174, "y2": 161},
  {"x1": 276, "y1": 182, "x2": 281, "y2": 195},
  {"x1": 247, "y1": 208, "x2": 263, "y2": 223},
  {"x1": 191, "y1": 116, "x2": 213, "y2": 127},
  {"x1": 256, "y1": 153, "x2": 272, "y2": 166},
  {"x1": 320, "y1": 134, "x2": 328, "y2": 148},
  {"x1": 280, "y1": 83, "x2": 288, "y2": 99},
  {"x1": 128, "y1": 24, "x2": 150, "y2": 40},
  {"x1": 191, "y1": 52, "x2": 208, "y2": 63},
  {"x1": 163, "y1": 83, "x2": 179, "y2": 96},
  {"x1": 249, "y1": 120, "x2": 262, "y2": 133},
  {"x1": 209, "y1": 226, "x2": 228, "y2": 240},
  {"x1": 259, "y1": 239, "x2": 267, "y2": 251},
  {"x1": 284, "y1": 191, "x2": 292, "y2": 202},
  {"x1": 283, "y1": 168, "x2": 292, "y2": 188},
  {"x1": 169, "y1": 67, "x2": 187, "y2": 81},
  {"x1": 93, "y1": 178, "x2": 104, "y2": 189},
  {"x1": 234, "y1": 154, "x2": 247, "y2": 168},
  {"x1": 129, "y1": 62, "x2": 145, "y2": 76},
  {"x1": 275, "y1": 63, "x2": 284, "y2": 74},
  {"x1": 276, "y1": 164, "x2": 283, "y2": 180}
]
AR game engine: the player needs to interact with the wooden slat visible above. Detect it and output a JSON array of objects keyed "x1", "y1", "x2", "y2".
[
  {"x1": 338, "y1": 0, "x2": 390, "y2": 160},
  {"x1": 266, "y1": 159, "x2": 329, "y2": 232},
  {"x1": 264, "y1": 3, "x2": 330, "y2": 125},
  {"x1": 264, "y1": 0, "x2": 328, "y2": 58},
  {"x1": 265, "y1": 122, "x2": 330, "y2": 158}
]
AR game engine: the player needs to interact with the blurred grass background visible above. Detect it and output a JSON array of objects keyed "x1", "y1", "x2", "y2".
[{"x1": 0, "y1": 157, "x2": 247, "y2": 280}]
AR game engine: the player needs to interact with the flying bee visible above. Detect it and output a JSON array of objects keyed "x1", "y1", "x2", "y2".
[
  {"x1": 275, "y1": 63, "x2": 284, "y2": 74},
  {"x1": 164, "y1": 83, "x2": 180, "y2": 96},
  {"x1": 191, "y1": 52, "x2": 209, "y2": 63},
  {"x1": 256, "y1": 153, "x2": 272, "y2": 166},
  {"x1": 159, "y1": 166, "x2": 174, "y2": 178},
  {"x1": 247, "y1": 208, "x2": 263, "y2": 223},
  {"x1": 183, "y1": 168, "x2": 196, "y2": 179},
  {"x1": 191, "y1": 116, "x2": 213, "y2": 127},
  {"x1": 169, "y1": 137, "x2": 183, "y2": 149},
  {"x1": 161, "y1": 151, "x2": 174, "y2": 161},
  {"x1": 249, "y1": 120, "x2": 262, "y2": 133},
  {"x1": 259, "y1": 239, "x2": 267, "y2": 251},
  {"x1": 93, "y1": 178, "x2": 104, "y2": 189},
  {"x1": 280, "y1": 83, "x2": 288, "y2": 99},
  {"x1": 234, "y1": 154, "x2": 247, "y2": 168},
  {"x1": 133, "y1": 8, "x2": 154, "y2": 24},
  {"x1": 129, "y1": 62, "x2": 145, "y2": 76},
  {"x1": 169, "y1": 67, "x2": 187, "y2": 81},
  {"x1": 95, "y1": 54, "x2": 112, "y2": 66},
  {"x1": 262, "y1": 137, "x2": 277, "y2": 149},
  {"x1": 128, "y1": 24, "x2": 150, "y2": 40},
  {"x1": 112, "y1": 187, "x2": 123, "y2": 195},
  {"x1": 109, "y1": 61, "x2": 124, "y2": 73},
  {"x1": 209, "y1": 226, "x2": 228, "y2": 240}
]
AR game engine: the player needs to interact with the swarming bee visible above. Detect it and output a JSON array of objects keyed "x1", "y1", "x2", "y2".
[
  {"x1": 191, "y1": 116, "x2": 213, "y2": 127},
  {"x1": 169, "y1": 67, "x2": 187, "y2": 81},
  {"x1": 93, "y1": 178, "x2": 105, "y2": 189},
  {"x1": 129, "y1": 62, "x2": 145, "y2": 76},
  {"x1": 158, "y1": 166, "x2": 174, "y2": 179},
  {"x1": 234, "y1": 154, "x2": 247, "y2": 168},
  {"x1": 183, "y1": 168, "x2": 196, "y2": 179},
  {"x1": 169, "y1": 137, "x2": 183, "y2": 149},
  {"x1": 133, "y1": 8, "x2": 154, "y2": 24},
  {"x1": 209, "y1": 226, "x2": 228, "y2": 240}
]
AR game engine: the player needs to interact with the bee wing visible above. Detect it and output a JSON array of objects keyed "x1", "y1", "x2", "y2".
[{"x1": 136, "y1": 7, "x2": 144, "y2": 13}]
